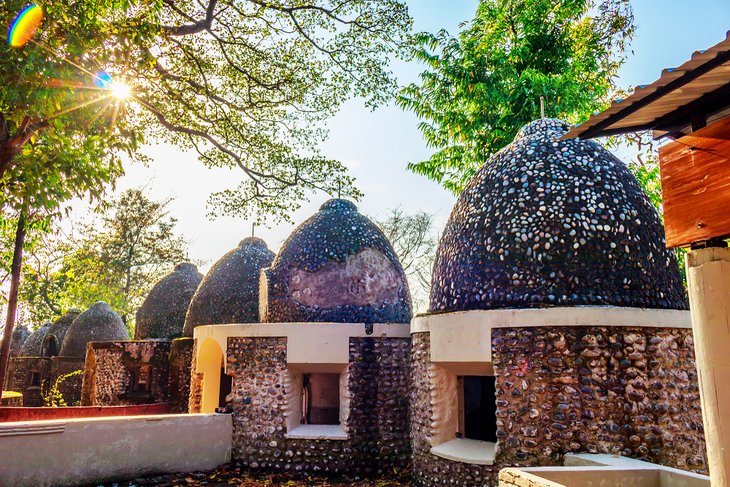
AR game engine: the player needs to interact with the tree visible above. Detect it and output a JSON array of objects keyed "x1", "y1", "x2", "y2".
[
  {"x1": 375, "y1": 208, "x2": 437, "y2": 313},
  {"x1": 0, "y1": 0, "x2": 411, "y2": 395},
  {"x1": 18, "y1": 189, "x2": 189, "y2": 330},
  {"x1": 398, "y1": 0, "x2": 635, "y2": 193}
]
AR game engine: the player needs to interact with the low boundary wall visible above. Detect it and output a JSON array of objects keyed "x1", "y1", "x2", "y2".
[
  {"x1": 0, "y1": 413, "x2": 232, "y2": 486},
  {"x1": 0, "y1": 402, "x2": 171, "y2": 422}
]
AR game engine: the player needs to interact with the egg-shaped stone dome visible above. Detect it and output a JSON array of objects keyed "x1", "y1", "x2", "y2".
[
  {"x1": 18, "y1": 322, "x2": 51, "y2": 356},
  {"x1": 60, "y1": 302, "x2": 129, "y2": 358},
  {"x1": 430, "y1": 118, "x2": 686, "y2": 313},
  {"x1": 183, "y1": 237, "x2": 274, "y2": 336},
  {"x1": 10, "y1": 325, "x2": 30, "y2": 357},
  {"x1": 262, "y1": 199, "x2": 412, "y2": 323},
  {"x1": 136, "y1": 263, "x2": 203, "y2": 340},
  {"x1": 41, "y1": 308, "x2": 82, "y2": 356}
]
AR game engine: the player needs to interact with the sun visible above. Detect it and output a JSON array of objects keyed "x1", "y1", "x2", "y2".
[{"x1": 110, "y1": 81, "x2": 132, "y2": 100}]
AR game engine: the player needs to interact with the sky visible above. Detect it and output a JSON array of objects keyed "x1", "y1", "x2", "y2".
[{"x1": 93, "y1": 1, "x2": 730, "y2": 272}]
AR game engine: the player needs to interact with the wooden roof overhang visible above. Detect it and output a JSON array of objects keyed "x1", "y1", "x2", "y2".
[
  {"x1": 562, "y1": 31, "x2": 730, "y2": 141},
  {"x1": 562, "y1": 31, "x2": 730, "y2": 248}
]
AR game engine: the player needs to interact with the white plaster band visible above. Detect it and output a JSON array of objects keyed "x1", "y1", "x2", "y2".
[{"x1": 411, "y1": 306, "x2": 691, "y2": 335}]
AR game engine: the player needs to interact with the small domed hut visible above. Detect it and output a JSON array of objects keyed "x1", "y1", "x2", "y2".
[
  {"x1": 190, "y1": 199, "x2": 412, "y2": 477},
  {"x1": 136, "y1": 263, "x2": 202, "y2": 340},
  {"x1": 60, "y1": 302, "x2": 128, "y2": 358},
  {"x1": 410, "y1": 119, "x2": 704, "y2": 486},
  {"x1": 184, "y1": 237, "x2": 274, "y2": 335},
  {"x1": 9, "y1": 325, "x2": 30, "y2": 357},
  {"x1": 41, "y1": 309, "x2": 81, "y2": 357},
  {"x1": 18, "y1": 323, "x2": 50, "y2": 357}
]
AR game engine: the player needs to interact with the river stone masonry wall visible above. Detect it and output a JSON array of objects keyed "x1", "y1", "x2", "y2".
[
  {"x1": 410, "y1": 326, "x2": 706, "y2": 487},
  {"x1": 226, "y1": 335, "x2": 410, "y2": 476},
  {"x1": 81, "y1": 341, "x2": 171, "y2": 406}
]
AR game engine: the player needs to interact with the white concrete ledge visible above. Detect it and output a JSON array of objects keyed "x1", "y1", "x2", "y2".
[
  {"x1": 286, "y1": 424, "x2": 348, "y2": 440},
  {"x1": 412, "y1": 307, "x2": 691, "y2": 334},
  {"x1": 194, "y1": 322, "x2": 410, "y2": 369},
  {"x1": 0, "y1": 414, "x2": 232, "y2": 487},
  {"x1": 430, "y1": 438, "x2": 495, "y2": 465}
]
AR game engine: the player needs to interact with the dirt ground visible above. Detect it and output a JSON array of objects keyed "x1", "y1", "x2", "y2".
[{"x1": 103, "y1": 464, "x2": 412, "y2": 487}]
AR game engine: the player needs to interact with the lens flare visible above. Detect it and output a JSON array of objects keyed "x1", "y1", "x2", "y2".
[
  {"x1": 7, "y1": 4, "x2": 43, "y2": 48},
  {"x1": 94, "y1": 71, "x2": 113, "y2": 88},
  {"x1": 110, "y1": 81, "x2": 131, "y2": 100}
]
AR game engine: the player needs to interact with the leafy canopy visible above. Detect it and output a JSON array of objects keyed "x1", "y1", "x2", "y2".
[{"x1": 398, "y1": 0, "x2": 634, "y2": 193}]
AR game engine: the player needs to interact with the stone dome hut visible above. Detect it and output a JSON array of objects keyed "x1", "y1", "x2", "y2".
[
  {"x1": 41, "y1": 309, "x2": 82, "y2": 357},
  {"x1": 261, "y1": 198, "x2": 412, "y2": 324},
  {"x1": 136, "y1": 263, "x2": 203, "y2": 340},
  {"x1": 18, "y1": 322, "x2": 51, "y2": 357},
  {"x1": 184, "y1": 237, "x2": 274, "y2": 336},
  {"x1": 430, "y1": 118, "x2": 686, "y2": 313},
  {"x1": 9, "y1": 325, "x2": 30, "y2": 357},
  {"x1": 60, "y1": 302, "x2": 129, "y2": 358},
  {"x1": 189, "y1": 199, "x2": 412, "y2": 477},
  {"x1": 409, "y1": 119, "x2": 704, "y2": 487}
]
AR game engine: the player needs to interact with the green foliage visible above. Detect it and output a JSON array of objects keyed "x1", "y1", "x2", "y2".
[
  {"x1": 18, "y1": 189, "x2": 188, "y2": 328},
  {"x1": 42, "y1": 369, "x2": 83, "y2": 407},
  {"x1": 2, "y1": 0, "x2": 412, "y2": 223},
  {"x1": 398, "y1": 0, "x2": 634, "y2": 193}
]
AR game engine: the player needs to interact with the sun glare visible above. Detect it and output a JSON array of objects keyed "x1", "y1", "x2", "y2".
[{"x1": 110, "y1": 81, "x2": 132, "y2": 100}]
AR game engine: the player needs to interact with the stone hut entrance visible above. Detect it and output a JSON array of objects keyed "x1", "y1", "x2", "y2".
[{"x1": 198, "y1": 338, "x2": 226, "y2": 413}]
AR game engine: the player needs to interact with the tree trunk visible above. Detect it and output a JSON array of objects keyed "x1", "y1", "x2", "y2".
[{"x1": 0, "y1": 208, "x2": 27, "y2": 398}]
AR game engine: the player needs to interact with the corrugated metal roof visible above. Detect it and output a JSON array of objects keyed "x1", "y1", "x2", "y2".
[{"x1": 562, "y1": 30, "x2": 730, "y2": 140}]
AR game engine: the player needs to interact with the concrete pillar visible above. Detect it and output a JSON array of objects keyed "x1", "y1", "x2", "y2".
[{"x1": 686, "y1": 247, "x2": 730, "y2": 486}]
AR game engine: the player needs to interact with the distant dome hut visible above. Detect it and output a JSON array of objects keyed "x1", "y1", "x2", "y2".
[
  {"x1": 41, "y1": 309, "x2": 81, "y2": 357},
  {"x1": 18, "y1": 323, "x2": 51, "y2": 357},
  {"x1": 183, "y1": 237, "x2": 273, "y2": 335},
  {"x1": 60, "y1": 302, "x2": 129, "y2": 359},
  {"x1": 136, "y1": 263, "x2": 203, "y2": 340},
  {"x1": 261, "y1": 198, "x2": 412, "y2": 323},
  {"x1": 9, "y1": 325, "x2": 30, "y2": 357}
]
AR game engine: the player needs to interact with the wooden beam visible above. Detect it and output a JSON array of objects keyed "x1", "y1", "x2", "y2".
[{"x1": 659, "y1": 116, "x2": 730, "y2": 248}]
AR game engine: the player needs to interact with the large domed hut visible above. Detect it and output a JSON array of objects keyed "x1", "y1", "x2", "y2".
[
  {"x1": 184, "y1": 237, "x2": 274, "y2": 335},
  {"x1": 60, "y1": 302, "x2": 129, "y2": 358},
  {"x1": 409, "y1": 119, "x2": 704, "y2": 486},
  {"x1": 136, "y1": 263, "x2": 203, "y2": 340},
  {"x1": 189, "y1": 199, "x2": 412, "y2": 477},
  {"x1": 261, "y1": 198, "x2": 412, "y2": 324}
]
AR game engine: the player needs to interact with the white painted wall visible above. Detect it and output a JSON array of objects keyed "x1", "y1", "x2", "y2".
[{"x1": 0, "y1": 414, "x2": 232, "y2": 487}]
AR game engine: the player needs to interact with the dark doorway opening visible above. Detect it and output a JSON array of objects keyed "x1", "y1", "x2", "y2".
[
  {"x1": 302, "y1": 373, "x2": 340, "y2": 425},
  {"x1": 460, "y1": 376, "x2": 497, "y2": 442},
  {"x1": 41, "y1": 335, "x2": 58, "y2": 357},
  {"x1": 218, "y1": 368, "x2": 232, "y2": 408},
  {"x1": 29, "y1": 371, "x2": 41, "y2": 387}
]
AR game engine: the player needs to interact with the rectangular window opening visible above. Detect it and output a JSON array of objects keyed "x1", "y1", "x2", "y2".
[
  {"x1": 458, "y1": 375, "x2": 497, "y2": 443},
  {"x1": 29, "y1": 371, "x2": 41, "y2": 387},
  {"x1": 131, "y1": 365, "x2": 151, "y2": 393},
  {"x1": 302, "y1": 373, "x2": 340, "y2": 425}
]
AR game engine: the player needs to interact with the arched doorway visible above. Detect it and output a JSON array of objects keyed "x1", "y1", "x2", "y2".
[
  {"x1": 41, "y1": 334, "x2": 59, "y2": 357},
  {"x1": 197, "y1": 338, "x2": 229, "y2": 413}
]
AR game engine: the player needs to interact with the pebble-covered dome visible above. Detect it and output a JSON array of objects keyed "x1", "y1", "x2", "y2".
[
  {"x1": 430, "y1": 118, "x2": 686, "y2": 313},
  {"x1": 41, "y1": 308, "x2": 82, "y2": 356},
  {"x1": 183, "y1": 237, "x2": 274, "y2": 336},
  {"x1": 263, "y1": 199, "x2": 412, "y2": 323},
  {"x1": 10, "y1": 325, "x2": 30, "y2": 357},
  {"x1": 136, "y1": 263, "x2": 203, "y2": 340},
  {"x1": 18, "y1": 322, "x2": 51, "y2": 356},
  {"x1": 59, "y1": 302, "x2": 129, "y2": 358}
]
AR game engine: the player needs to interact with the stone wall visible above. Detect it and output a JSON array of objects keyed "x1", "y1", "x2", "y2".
[
  {"x1": 6, "y1": 357, "x2": 52, "y2": 407},
  {"x1": 410, "y1": 326, "x2": 706, "y2": 487},
  {"x1": 188, "y1": 338, "x2": 202, "y2": 413},
  {"x1": 492, "y1": 326, "x2": 706, "y2": 473},
  {"x1": 169, "y1": 338, "x2": 195, "y2": 413},
  {"x1": 50, "y1": 357, "x2": 85, "y2": 406},
  {"x1": 81, "y1": 341, "x2": 171, "y2": 406},
  {"x1": 227, "y1": 335, "x2": 410, "y2": 477},
  {"x1": 410, "y1": 332, "x2": 500, "y2": 487}
]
